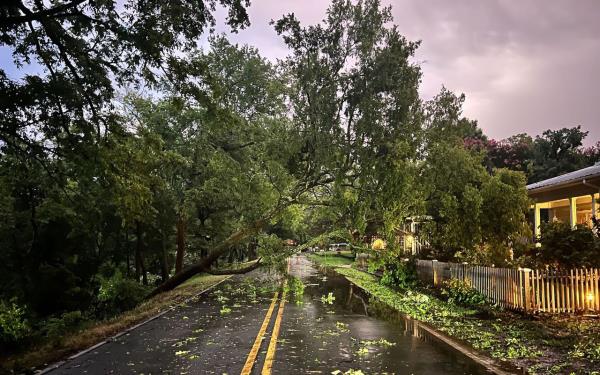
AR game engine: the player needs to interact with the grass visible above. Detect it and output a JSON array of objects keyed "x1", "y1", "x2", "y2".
[
  {"x1": 1, "y1": 273, "x2": 228, "y2": 373},
  {"x1": 308, "y1": 252, "x2": 354, "y2": 267},
  {"x1": 329, "y1": 266, "x2": 600, "y2": 375},
  {"x1": 315, "y1": 250, "x2": 354, "y2": 258}
]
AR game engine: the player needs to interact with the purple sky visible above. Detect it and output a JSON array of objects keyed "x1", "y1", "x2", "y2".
[
  {"x1": 212, "y1": 0, "x2": 600, "y2": 145},
  {"x1": 2, "y1": 1, "x2": 598, "y2": 145}
]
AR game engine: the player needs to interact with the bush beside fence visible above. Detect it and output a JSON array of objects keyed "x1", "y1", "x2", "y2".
[{"x1": 416, "y1": 259, "x2": 600, "y2": 314}]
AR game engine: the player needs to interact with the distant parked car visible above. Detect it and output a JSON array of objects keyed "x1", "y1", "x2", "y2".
[{"x1": 329, "y1": 242, "x2": 349, "y2": 251}]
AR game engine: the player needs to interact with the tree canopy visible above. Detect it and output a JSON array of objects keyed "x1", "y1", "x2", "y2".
[
  {"x1": 477, "y1": 126, "x2": 600, "y2": 183},
  {"x1": 1, "y1": 0, "x2": 596, "y2": 357}
]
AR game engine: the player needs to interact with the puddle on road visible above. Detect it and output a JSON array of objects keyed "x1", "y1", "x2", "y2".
[{"x1": 276, "y1": 255, "x2": 501, "y2": 374}]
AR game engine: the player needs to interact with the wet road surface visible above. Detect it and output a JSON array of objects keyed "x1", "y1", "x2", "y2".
[{"x1": 49, "y1": 255, "x2": 497, "y2": 374}]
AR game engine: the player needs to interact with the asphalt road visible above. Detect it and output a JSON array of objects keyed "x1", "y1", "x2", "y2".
[{"x1": 48, "y1": 255, "x2": 496, "y2": 374}]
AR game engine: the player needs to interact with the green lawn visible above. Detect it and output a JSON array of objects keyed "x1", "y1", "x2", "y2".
[{"x1": 308, "y1": 252, "x2": 354, "y2": 267}]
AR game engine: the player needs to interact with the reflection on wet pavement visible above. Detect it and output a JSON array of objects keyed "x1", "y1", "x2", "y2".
[
  {"x1": 274, "y1": 254, "x2": 494, "y2": 374},
  {"x1": 49, "y1": 255, "x2": 495, "y2": 374},
  {"x1": 51, "y1": 273, "x2": 283, "y2": 375}
]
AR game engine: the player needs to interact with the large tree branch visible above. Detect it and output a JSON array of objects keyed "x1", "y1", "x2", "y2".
[
  {"x1": 205, "y1": 258, "x2": 262, "y2": 275},
  {"x1": 221, "y1": 141, "x2": 255, "y2": 152},
  {"x1": 1, "y1": 0, "x2": 88, "y2": 27},
  {"x1": 210, "y1": 140, "x2": 256, "y2": 152},
  {"x1": 147, "y1": 214, "x2": 274, "y2": 297},
  {"x1": 16, "y1": 1, "x2": 104, "y2": 136},
  {"x1": 147, "y1": 173, "x2": 331, "y2": 297}
]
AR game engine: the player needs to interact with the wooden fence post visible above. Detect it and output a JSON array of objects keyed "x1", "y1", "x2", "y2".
[
  {"x1": 521, "y1": 268, "x2": 532, "y2": 312},
  {"x1": 413, "y1": 259, "x2": 600, "y2": 315}
]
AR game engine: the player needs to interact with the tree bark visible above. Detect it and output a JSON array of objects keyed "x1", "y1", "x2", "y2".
[
  {"x1": 160, "y1": 232, "x2": 170, "y2": 282},
  {"x1": 205, "y1": 259, "x2": 262, "y2": 275},
  {"x1": 135, "y1": 221, "x2": 148, "y2": 285},
  {"x1": 28, "y1": 188, "x2": 38, "y2": 255},
  {"x1": 125, "y1": 229, "x2": 130, "y2": 277},
  {"x1": 147, "y1": 216, "x2": 270, "y2": 298},
  {"x1": 175, "y1": 214, "x2": 186, "y2": 274},
  {"x1": 247, "y1": 239, "x2": 258, "y2": 260}
]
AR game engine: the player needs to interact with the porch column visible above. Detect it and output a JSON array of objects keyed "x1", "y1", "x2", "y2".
[
  {"x1": 569, "y1": 197, "x2": 577, "y2": 229},
  {"x1": 592, "y1": 193, "x2": 597, "y2": 219},
  {"x1": 410, "y1": 222, "x2": 416, "y2": 254},
  {"x1": 533, "y1": 203, "x2": 541, "y2": 240}
]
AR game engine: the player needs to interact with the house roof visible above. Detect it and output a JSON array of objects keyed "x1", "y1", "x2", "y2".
[{"x1": 527, "y1": 162, "x2": 600, "y2": 194}]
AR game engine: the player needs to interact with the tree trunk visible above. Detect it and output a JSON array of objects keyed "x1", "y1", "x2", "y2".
[
  {"x1": 205, "y1": 259, "x2": 262, "y2": 275},
  {"x1": 160, "y1": 232, "x2": 170, "y2": 282},
  {"x1": 247, "y1": 239, "x2": 258, "y2": 261},
  {"x1": 148, "y1": 216, "x2": 270, "y2": 298},
  {"x1": 175, "y1": 214, "x2": 186, "y2": 274},
  {"x1": 135, "y1": 221, "x2": 148, "y2": 286},
  {"x1": 125, "y1": 229, "x2": 130, "y2": 277},
  {"x1": 28, "y1": 188, "x2": 38, "y2": 255}
]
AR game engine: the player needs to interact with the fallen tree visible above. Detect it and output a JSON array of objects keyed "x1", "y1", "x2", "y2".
[
  {"x1": 147, "y1": 167, "x2": 337, "y2": 297},
  {"x1": 205, "y1": 258, "x2": 262, "y2": 275},
  {"x1": 147, "y1": 216, "x2": 269, "y2": 297}
]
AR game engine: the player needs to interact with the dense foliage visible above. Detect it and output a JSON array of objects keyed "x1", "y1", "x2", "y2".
[
  {"x1": 336, "y1": 266, "x2": 597, "y2": 374},
  {"x1": 0, "y1": 301, "x2": 30, "y2": 346},
  {"x1": 477, "y1": 127, "x2": 600, "y2": 184},
  {"x1": 378, "y1": 260, "x2": 417, "y2": 290},
  {"x1": 534, "y1": 222, "x2": 600, "y2": 269},
  {"x1": 440, "y1": 278, "x2": 487, "y2": 306},
  {"x1": 0, "y1": 0, "x2": 596, "y2": 357}
]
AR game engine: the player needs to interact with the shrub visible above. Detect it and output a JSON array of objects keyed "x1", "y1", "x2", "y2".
[
  {"x1": 537, "y1": 222, "x2": 600, "y2": 269},
  {"x1": 509, "y1": 238, "x2": 537, "y2": 268},
  {"x1": 379, "y1": 260, "x2": 417, "y2": 290},
  {"x1": 441, "y1": 278, "x2": 487, "y2": 306},
  {"x1": 42, "y1": 310, "x2": 86, "y2": 341},
  {"x1": 95, "y1": 270, "x2": 150, "y2": 318},
  {"x1": 456, "y1": 237, "x2": 534, "y2": 268},
  {"x1": 0, "y1": 300, "x2": 30, "y2": 346}
]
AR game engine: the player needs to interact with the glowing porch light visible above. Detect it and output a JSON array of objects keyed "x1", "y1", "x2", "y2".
[
  {"x1": 587, "y1": 293, "x2": 594, "y2": 302},
  {"x1": 372, "y1": 238, "x2": 386, "y2": 251}
]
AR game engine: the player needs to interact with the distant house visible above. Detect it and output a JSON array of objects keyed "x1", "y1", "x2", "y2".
[
  {"x1": 328, "y1": 243, "x2": 349, "y2": 251},
  {"x1": 399, "y1": 216, "x2": 431, "y2": 255},
  {"x1": 283, "y1": 239, "x2": 297, "y2": 246},
  {"x1": 528, "y1": 162, "x2": 600, "y2": 237},
  {"x1": 359, "y1": 217, "x2": 430, "y2": 255}
]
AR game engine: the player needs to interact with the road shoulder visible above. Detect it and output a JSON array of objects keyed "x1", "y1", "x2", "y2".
[{"x1": 2, "y1": 273, "x2": 230, "y2": 373}]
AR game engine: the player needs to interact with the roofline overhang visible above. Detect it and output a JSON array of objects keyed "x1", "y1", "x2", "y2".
[
  {"x1": 528, "y1": 176, "x2": 600, "y2": 203},
  {"x1": 526, "y1": 163, "x2": 600, "y2": 194},
  {"x1": 582, "y1": 179, "x2": 600, "y2": 191},
  {"x1": 527, "y1": 179, "x2": 590, "y2": 195}
]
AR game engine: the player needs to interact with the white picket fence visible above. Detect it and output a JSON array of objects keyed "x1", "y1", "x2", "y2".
[{"x1": 416, "y1": 259, "x2": 600, "y2": 313}]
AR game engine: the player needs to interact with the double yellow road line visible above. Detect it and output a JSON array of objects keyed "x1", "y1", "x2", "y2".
[
  {"x1": 240, "y1": 280, "x2": 288, "y2": 375},
  {"x1": 262, "y1": 284, "x2": 287, "y2": 374}
]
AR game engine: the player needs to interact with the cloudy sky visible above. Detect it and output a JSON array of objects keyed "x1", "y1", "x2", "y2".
[
  {"x1": 1, "y1": 1, "x2": 598, "y2": 145},
  {"x1": 212, "y1": 0, "x2": 600, "y2": 145}
]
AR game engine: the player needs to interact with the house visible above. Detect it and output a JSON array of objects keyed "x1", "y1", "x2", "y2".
[
  {"x1": 283, "y1": 239, "x2": 297, "y2": 246},
  {"x1": 358, "y1": 216, "x2": 430, "y2": 256},
  {"x1": 399, "y1": 216, "x2": 431, "y2": 255},
  {"x1": 528, "y1": 162, "x2": 600, "y2": 238}
]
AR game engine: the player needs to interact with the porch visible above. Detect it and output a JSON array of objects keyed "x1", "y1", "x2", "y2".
[{"x1": 528, "y1": 162, "x2": 600, "y2": 237}]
